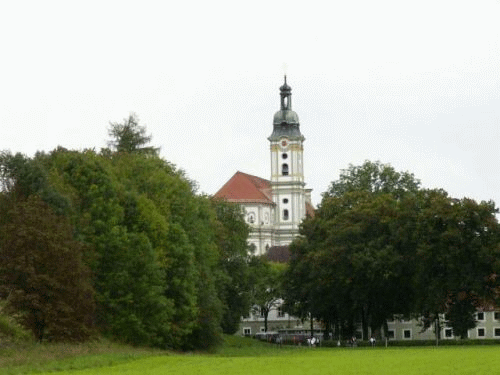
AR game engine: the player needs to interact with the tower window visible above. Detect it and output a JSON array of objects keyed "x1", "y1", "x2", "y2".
[
  {"x1": 282, "y1": 153, "x2": 288, "y2": 159},
  {"x1": 283, "y1": 198, "x2": 288, "y2": 204},
  {"x1": 282, "y1": 163, "x2": 289, "y2": 176},
  {"x1": 283, "y1": 209, "x2": 289, "y2": 221}
]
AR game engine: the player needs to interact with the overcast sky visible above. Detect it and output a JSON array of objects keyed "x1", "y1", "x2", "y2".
[{"x1": 2, "y1": 1, "x2": 499, "y2": 207}]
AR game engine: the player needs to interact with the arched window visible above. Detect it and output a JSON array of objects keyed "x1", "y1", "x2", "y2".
[
  {"x1": 282, "y1": 163, "x2": 289, "y2": 176},
  {"x1": 283, "y1": 209, "x2": 289, "y2": 221}
]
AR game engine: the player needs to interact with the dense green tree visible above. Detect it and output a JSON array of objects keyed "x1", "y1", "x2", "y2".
[
  {"x1": 1, "y1": 144, "x2": 232, "y2": 350},
  {"x1": 325, "y1": 160, "x2": 420, "y2": 199},
  {"x1": 212, "y1": 200, "x2": 252, "y2": 334},
  {"x1": 412, "y1": 190, "x2": 500, "y2": 338},
  {"x1": 285, "y1": 160, "x2": 500, "y2": 341},
  {"x1": 105, "y1": 152, "x2": 213, "y2": 349},
  {"x1": 0, "y1": 151, "x2": 70, "y2": 214},
  {"x1": 38, "y1": 149, "x2": 180, "y2": 347},
  {"x1": 285, "y1": 162, "x2": 420, "y2": 339},
  {"x1": 0, "y1": 195, "x2": 94, "y2": 342}
]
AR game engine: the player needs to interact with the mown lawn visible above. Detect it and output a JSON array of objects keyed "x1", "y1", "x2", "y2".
[
  {"x1": 53, "y1": 346, "x2": 498, "y2": 375},
  {"x1": 1, "y1": 337, "x2": 498, "y2": 375}
]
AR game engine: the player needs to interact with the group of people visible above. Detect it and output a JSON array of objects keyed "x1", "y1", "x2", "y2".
[
  {"x1": 304, "y1": 335, "x2": 377, "y2": 348},
  {"x1": 346, "y1": 336, "x2": 376, "y2": 347}
]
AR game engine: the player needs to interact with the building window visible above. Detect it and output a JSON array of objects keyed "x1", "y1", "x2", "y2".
[
  {"x1": 277, "y1": 306, "x2": 285, "y2": 318},
  {"x1": 282, "y1": 153, "x2": 288, "y2": 159},
  {"x1": 403, "y1": 329, "x2": 411, "y2": 339},
  {"x1": 283, "y1": 198, "x2": 288, "y2": 204},
  {"x1": 282, "y1": 163, "x2": 289, "y2": 176},
  {"x1": 387, "y1": 330, "x2": 395, "y2": 339},
  {"x1": 444, "y1": 328, "x2": 453, "y2": 338},
  {"x1": 243, "y1": 327, "x2": 251, "y2": 336},
  {"x1": 494, "y1": 328, "x2": 500, "y2": 337},
  {"x1": 477, "y1": 328, "x2": 486, "y2": 337},
  {"x1": 260, "y1": 308, "x2": 265, "y2": 318},
  {"x1": 283, "y1": 209, "x2": 289, "y2": 221},
  {"x1": 495, "y1": 312, "x2": 500, "y2": 321},
  {"x1": 260, "y1": 327, "x2": 266, "y2": 333},
  {"x1": 477, "y1": 312, "x2": 485, "y2": 321}
]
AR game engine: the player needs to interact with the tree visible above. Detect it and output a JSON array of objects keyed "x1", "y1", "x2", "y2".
[
  {"x1": 285, "y1": 161, "x2": 500, "y2": 341},
  {"x1": 0, "y1": 195, "x2": 94, "y2": 342},
  {"x1": 107, "y1": 113, "x2": 159, "y2": 155},
  {"x1": 1, "y1": 145, "x2": 238, "y2": 350},
  {"x1": 325, "y1": 160, "x2": 420, "y2": 199},
  {"x1": 285, "y1": 161, "x2": 421, "y2": 339},
  {"x1": 212, "y1": 200, "x2": 252, "y2": 334},
  {"x1": 412, "y1": 190, "x2": 500, "y2": 338},
  {"x1": 39, "y1": 149, "x2": 181, "y2": 348},
  {"x1": 250, "y1": 257, "x2": 284, "y2": 332}
]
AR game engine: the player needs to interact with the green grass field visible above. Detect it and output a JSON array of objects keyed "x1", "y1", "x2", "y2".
[{"x1": 1, "y1": 337, "x2": 498, "y2": 375}]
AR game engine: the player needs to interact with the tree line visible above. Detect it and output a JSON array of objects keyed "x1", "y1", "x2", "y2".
[
  {"x1": 3, "y1": 115, "x2": 498, "y2": 347},
  {"x1": 0, "y1": 114, "x2": 265, "y2": 350},
  {"x1": 283, "y1": 161, "x2": 500, "y2": 340}
]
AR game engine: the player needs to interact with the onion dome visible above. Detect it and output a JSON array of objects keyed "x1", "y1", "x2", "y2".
[{"x1": 268, "y1": 76, "x2": 303, "y2": 141}]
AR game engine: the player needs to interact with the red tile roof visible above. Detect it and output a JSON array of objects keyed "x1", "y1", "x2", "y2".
[{"x1": 214, "y1": 171, "x2": 274, "y2": 204}]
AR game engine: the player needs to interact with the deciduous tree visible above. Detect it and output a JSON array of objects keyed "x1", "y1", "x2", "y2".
[{"x1": 0, "y1": 195, "x2": 94, "y2": 342}]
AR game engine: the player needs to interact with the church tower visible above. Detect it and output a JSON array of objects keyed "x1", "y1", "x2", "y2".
[
  {"x1": 214, "y1": 77, "x2": 312, "y2": 255},
  {"x1": 268, "y1": 76, "x2": 309, "y2": 246}
]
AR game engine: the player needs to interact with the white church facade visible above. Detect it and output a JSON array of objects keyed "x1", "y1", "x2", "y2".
[{"x1": 214, "y1": 77, "x2": 313, "y2": 256}]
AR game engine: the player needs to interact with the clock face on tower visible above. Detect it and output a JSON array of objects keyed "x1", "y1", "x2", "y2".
[{"x1": 281, "y1": 139, "x2": 288, "y2": 148}]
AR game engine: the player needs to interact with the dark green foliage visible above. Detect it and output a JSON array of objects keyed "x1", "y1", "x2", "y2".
[
  {"x1": 213, "y1": 200, "x2": 252, "y2": 334},
  {"x1": 0, "y1": 196, "x2": 94, "y2": 342},
  {"x1": 41, "y1": 149, "x2": 198, "y2": 349},
  {"x1": 1, "y1": 142, "x2": 243, "y2": 350},
  {"x1": 325, "y1": 160, "x2": 420, "y2": 199},
  {"x1": 412, "y1": 190, "x2": 500, "y2": 336},
  {"x1": 284, "y1": 161, "x2": 500, "y2": 340},
  {"x1": 93, "y1": 229, "x2": 173, "y2": 347},
  {"x1": 445, "y1": 293, "x2": 477, "y2": 339}
]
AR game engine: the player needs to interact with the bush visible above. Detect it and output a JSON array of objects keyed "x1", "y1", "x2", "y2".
[{"x1": 0, "y1": 313, "x2": 33, "y2": 344}]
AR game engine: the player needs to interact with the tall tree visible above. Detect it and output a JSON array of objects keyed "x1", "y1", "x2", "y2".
[
  {"x1": 412, "y1": 190, "x2": 500, "y2": 338},
  {"x1": 107, "y1": 113, "x2": 159, "y2": 155},
  {"x1": 212, "y1": 200, "x2": 252, "y2": 334},
  {"x1": 285, "y1": 162, "x2": 420, "y2": 339},
  {"x1": 40, "y1": 149, "x2": 179, "y2": 348},
  {"x1": 285, "y1": 161, "x2": 500, "y2": 340}
]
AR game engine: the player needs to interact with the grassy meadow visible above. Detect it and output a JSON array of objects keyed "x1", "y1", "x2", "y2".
[{"x1": 1, "y1": 336, "x2": 498, "y2": 375}]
